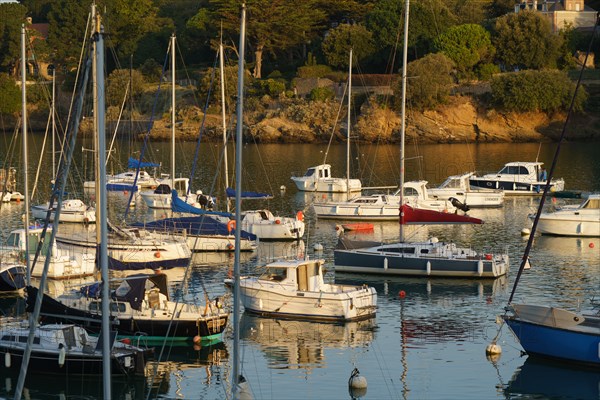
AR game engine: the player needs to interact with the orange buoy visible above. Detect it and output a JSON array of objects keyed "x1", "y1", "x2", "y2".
[
  {"x1": 398, "y1": 290, "x2": 406, "y2": 298},
  {"x1": 485, "y1": 254, "x2": 493, "y2": 260},
  {"x1": 296, "y1": 210, "x2": 304, "y2": 222},
  {"x1": 590, "y1": 242, "x2": 595, "y2": 248},
  {"x1": 121, "y1": 338, "x2": 131, "y2": 345},
  {"x1": 193, "y1": 336, "x2": 201, "y2": 345},
  {"x1": 227, "y1": 220, "x2": 236, "y2": 233},
  {"x1": 275, "y1": 219, "x2": 281, "y2": 224},
  {"x1": 154, "y1": 251, "x2": 161, "y2": 258},
  {"x1": 226, "y1": 243, "x2": 234, "y2": 250}
]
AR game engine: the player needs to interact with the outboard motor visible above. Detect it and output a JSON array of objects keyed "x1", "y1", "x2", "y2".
[{"x1": 449, "y1": 197, "x2": 470, "y2": 212}]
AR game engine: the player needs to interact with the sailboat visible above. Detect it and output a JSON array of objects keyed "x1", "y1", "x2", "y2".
[
  {"x1": 498, "y1": 16, "x2": 600, "y2": 366},
  {"x1": 290, "y1": 49, "x2": 361, "y2": 194},
  {"x1": 140, "y1": 34, "x2": 194, "y2": 210},
  {"x1": 332, "y1": 0, "x2": 508, "y2": 278}
]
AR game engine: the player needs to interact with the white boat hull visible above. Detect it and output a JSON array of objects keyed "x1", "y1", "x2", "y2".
[
  {"x1": 537, "y1": 213, "x2": 600, "y2": 236},
  {"x1": 185, "y1": 234, "x2": 256, "y2": 252},
  {"x1": 31, "y1": 201, "x2": 96, "y2": 224},
  {"x1": 240, "y1": 282, "x2": 377, "y2": 321},
  {"x1": 428, "y1": 188, "x2": 504, "y2": 208},
  {"x1": 241, "y1": 218, "x2": 305, "y2": 240}
]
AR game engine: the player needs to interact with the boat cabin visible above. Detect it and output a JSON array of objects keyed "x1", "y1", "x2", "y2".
[
  {"x1": 400, "y1": 181, "x2": 429, "y2": 198},
  {"x1": 437, "y1": 173, "x2": 472, "y2": 189},
  {"x1": 241, "y1": 209, "x2": 276, "y2": 223},
  {"x1": 258, "y1": 260, "x2": 325, "y2": 292},
  {"x1": 579, "y1": 194, "x2": 600, "y2": 210},
  {"x1": 6, "y1": 227, "x2": 54, "y2": 255},
  {"x1": 487, "y1": 162, "x2": 542, "y2": 181},
  {"x1": 302, "y1": 164, "x2": 332, "y2": 179},
  {"x1": 153, "y1": 177, "x2": 189, "y2": 195}
]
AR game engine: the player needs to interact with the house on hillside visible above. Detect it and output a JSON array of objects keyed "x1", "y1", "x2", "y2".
[{"x1": 515, "y1": 0, "x2": 597, "y2": 32}]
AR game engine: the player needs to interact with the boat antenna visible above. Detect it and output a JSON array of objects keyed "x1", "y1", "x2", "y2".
[{"x1": 486, "y1": 13, "x2": 600, "y2": 353}]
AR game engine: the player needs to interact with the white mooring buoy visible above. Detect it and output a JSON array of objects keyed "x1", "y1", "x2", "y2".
[
  {"x1": 348, "y1": 367, "x2": 367, "y2": 398},
  {"x1": 279, "y1": 185, "x2": 286, "y2": 191},
  {"x1": 313, "y1": 243, "x2": 324, "y2": 252},
  {"x1": 485, "y1": 343, "x2": 502, "y2": 356},
  {"x1": 521, "y1": 228, "x2": 531, "y2": 236}
]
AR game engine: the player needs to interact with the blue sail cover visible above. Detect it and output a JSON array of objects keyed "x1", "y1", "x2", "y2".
[
  {"x1": 131, "y1": 216, "x2": 257, "y2": 241},
  {"x1": 226, "y1": 187, "x2": 273, "y2": 199},
  {"x1": 171, "y1": 190, "x2": 233, "y2": 218},
  {"x1": 128, "y1": 157, "x2": 160, "y2": 169}
]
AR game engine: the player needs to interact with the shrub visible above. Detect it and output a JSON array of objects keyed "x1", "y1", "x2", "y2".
[
  {"x1": 297, "y1": 64, "x2": 332, "y2": 78},
  {"x1": 490, "y1": 69, "x2": 587, "y2": 113},
  {"x1": 309, "y1": 87, "x2": 335, "y2": 101},
  {"x1": 476, "y1": 63, "x2": 500, "y2": 81},
  {"x1": 255, "y1": 79, "x2": 286, "y2": 97}
]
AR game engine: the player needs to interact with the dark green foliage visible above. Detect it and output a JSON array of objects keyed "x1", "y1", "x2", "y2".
[
  {"x1": 309, "y1": 87, "x2": 335, "y2": 101},
  {"x1": 493, "y1": 11, "x2": 562, "y2": 70},
  {"x1": 106, "y1": 69, "x2": 145, "y2": 107},
  {"x1": 139, "y1": 58, "x2": 162, "y2": 82},
  {"x1": 0, "y1": 3, "x2": 27, "y2": 73},
  {"x1": 297, "y1": 64, "x2": 333, "y2": 79},
  {"x1": 490, "y1": 70, "x2": 587, "y2": 113},
  {"x1": 255, "y1": 79, "x2": 286, "y2": 97},
  {"x1": 433, "y1": 24, "x2": 494, "y2": 81},
  {"x1": 322, "y1": 24, "x2": 375, "y2": 70},
  {"x1": 395, "y1": 53, "x2": 455, "y2": 111},
  {"x1": 475, "y1": 63, "x2": 500, "y2": 80},
  {"x1": 0, "y1": 73, "x2": 20, "y2": 114}
]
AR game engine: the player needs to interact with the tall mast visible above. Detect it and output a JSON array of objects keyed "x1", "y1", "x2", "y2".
[
  {"x1": 346, "y1": 48, "x2": 352, "y2": 196},
  {"x1": 51, "y1": 67, "x2": 56, "y2": 177},
  {"x1": 20, "y1": 24, "x2": 31, "y2": 285},
  {"x1": 92, "y1": 8, "x2": 112, "y2": 397},
  {"x1": 220, "y1": 39, "x2": 230, "y2": 212},
  {"x1": 171, "y1": 33, "x2": 176, "y2": 193},
  {"x1": 399, "y1": 0, "x2": 409, "y2": 242},
  {"x1": 232, "y1": 4, "x2": 246, "y2": 398}
]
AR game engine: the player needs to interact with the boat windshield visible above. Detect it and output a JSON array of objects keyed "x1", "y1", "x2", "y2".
[
  {"x1": 499, "y1": 166, "x2": 529, "y2": 175},
  {"x1": 260, "y1": 268, "x2": 287, "y2": 282},
  {"x1": 583, "y1": 198, "x2": 600, "y2": 209},
  {"x1": 439, "y1": 177, "x2": 461, "y2": 189},
  {"x1": 304, "y1": 168, "x2": 315, "y2": 177}
]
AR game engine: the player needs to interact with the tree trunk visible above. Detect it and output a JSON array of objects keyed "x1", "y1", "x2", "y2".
[{"x1": 253, "y1": 45, "x2": 263, "y2": 79}]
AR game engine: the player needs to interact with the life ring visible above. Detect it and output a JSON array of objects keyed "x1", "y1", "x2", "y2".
[
  {"x1": 296, "y1": 210, "x2": 304, "y2": 222},
  {"x1": 227, "y1": 220, "x2": 236, "y2": 233}
]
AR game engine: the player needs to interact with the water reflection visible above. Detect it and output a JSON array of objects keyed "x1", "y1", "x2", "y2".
[
  {"x1": 504, "y1": 358, "x2": 600, "y2": 399},
  {"x1": 241, "y1": 314, "x2": 376, "y2": 370}
]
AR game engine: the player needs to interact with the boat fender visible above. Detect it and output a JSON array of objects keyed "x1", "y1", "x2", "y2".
[
  {"x1": 83, "y1": 217, "x2": 90, "y2": 225},
  {"x1": 58, "y1": 344, "x2": 66, "y2": 367},
  {"x1": 426, "y1": 261, "x2": 431, "y2": 275},
  {"x1": 154, "y1": 251, "x2": 161, "y2": 258},
  {"x1": 5, "y1": 352, "x2": 10, "y2": 368},
  {"x1": 227, "y1": 220, "x2": 236, "y2": 233},
  {"x1": 275, "y1": 219, "x2": 281, "y2": 224},
  {"x1": 477, "y1": 260, "x2": 484, "y2": 276},
  {"x1": 296, "y1": 210, "x2": 304, "y2": 221},
  {"x1": 383, "y1": 258, "x2": 388, "y2": 270},
  {"x1": 350, "y1": 299, "x2": 354, "y2": 310}
]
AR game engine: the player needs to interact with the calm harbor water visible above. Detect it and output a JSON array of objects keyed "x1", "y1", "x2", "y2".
[{"x1": 0, "y1": 139, "x2": 599, "y2": 399}]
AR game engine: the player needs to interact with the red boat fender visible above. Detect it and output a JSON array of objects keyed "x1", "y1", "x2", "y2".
[{"x1": 296, "y1": 210, "x2": 304, "y2": 221}]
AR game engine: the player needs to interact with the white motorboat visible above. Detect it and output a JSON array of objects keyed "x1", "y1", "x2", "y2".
[
  {"x1": 334, "y1": 236, "x2": 509, "y2": 278},
  {"x1": 469, "y1": 161, "x2": 565, "y2": 195},
  {"x1": 428, "y1": 172, "x2": 504, "y2": 208},
  {"x1": 534, "y1": 194, "x2": 600, "y2": 236},
  {"x1": 237, "y1": 258, "x2": 377, "y2": 321},
  {"x1": 139, "y1": 177, "x2": 192, "y2": 209},
  {"x1": 31, "y1": 199, "x2": 96, "y2": 224},
  {"x1": 312, "y1": 180, "x2": 456, "y2": 220},
  {"x1": 84, "y1": 169, "x2": 160, "y2": 191},
  {"x1": 240, "y1": 209, "x2": 305, "y2": 240},
  {"x1": 291, "y1": 164, "x2": 362, "y2": 193},
  {"x1": 5, "y1": 226, "x2": 96, "y2": 279},
  {"x1": 0, "y1": 321, "x2": 147, "y2": 376}
]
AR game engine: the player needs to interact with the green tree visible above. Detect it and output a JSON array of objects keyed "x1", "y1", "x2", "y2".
[
  {"x1": 493, "y1": 11, "x2": 562, "y2": 70},
  {"x1": 47, "y1": 0, "x2": 161, "y2": 70},
  {"x1": 410, "y1": 0, "x2": 458, "y2": 57},
  {"x1": 0, "y1": 3, "x2": 27, "y2": 74},
  {"x1": 321, "y1": 24, "x2": 374, "y2": 69},
  {"x1": 394, "y1": 52, "x2": 455, "y2": 111},
  {"x1": 486, "y1": 0, "x2": 515, "y2": 19},
  {"x1": 365, "y1": 0, "x2": 403, "y2": 50},
  {"x1": 0, "y1": 73, "x2": 20, "y2": 114},
  {"x1": 194, "y1": 0, "x2": 327, "y2": 79},
  {"x1": 491, "y1": 69, "x2": 587, "y2": 113},
  {"x1": 197, "y1": 65, "x2": 243, "y2": 111},
  {"x1": 106, "y1": 69, "x2": 145, "y2": 107},
  {"x1": 433, "y1": 24, "x2": 494, "y2": 81}
]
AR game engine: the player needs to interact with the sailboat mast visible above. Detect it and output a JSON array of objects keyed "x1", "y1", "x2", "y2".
[
  {"x1": 93, "y1": 9, "x2": 112, "y2": 396},
  {"x1": 171, "y1": 34, "x2": 176, "y2": 193},
  {"x1": 52, "y1": 68, "x2": 56, "y2": 177},
  {"x1": 346, "y1": 48, "x2": 352, "y2": 195},
  {"x1": 232, "y1": 4, "x2": 246, "y2": 397},
  {"x1": 20, "y1": 24, "x2": 31, "y2": 285},
  {"x1": 220, "y1": 40, "x2": 230, "y2": 212},
  {"x1": 399, "y1": 0, "x2": 409, "y2": 242}
]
